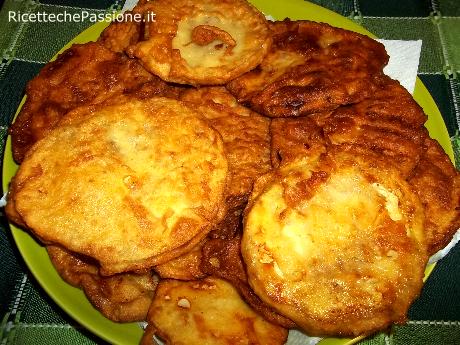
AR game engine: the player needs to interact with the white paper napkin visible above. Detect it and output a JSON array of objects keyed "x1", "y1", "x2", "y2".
[
  {"x1": 378, "y1": 39, "x2": 422, "y2": 94},
  {"x1": 121, "y1": 0, "x2": 138, "y2": 12}
]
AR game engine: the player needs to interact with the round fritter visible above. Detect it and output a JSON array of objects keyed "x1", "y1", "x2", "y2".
[
  {"x1": 180, "y1": 87, "x2": 271, "y2": 238},
  {"x1": 268, "y1": 77, "x2": 428, "y2": 178},
  {"x1": 47, "y1": 246, "x2": 157, "y2": 322},
  {"x1": 408, "y1": 135, "x2": 460, "y2": 255},
  {"x1": 321, "y1": 77, "x2": 427, "y2": 177},
  {"x1": 8, "y1": 97, "x2": 228, "y2": 275},
  {"x1": 141, "y1": 278, "x2": 288, "y2": 345},
  {"x1": 127, "y1": 0, "x2": 271, "y2": 85},
  {"x1": 200, "y1": 237, "x2": 296, "y2": 328},
  {"x1": 9, "y1": 42, "x2": 156, "y2": 164},
  {"x1": 180, "y1": 87, "x2": 271, "y2": 201},
  {"x1": 227, "y1": 19, "x2": 389, "y2": 117},
  {"x1": 242, "y1": 148, "x2": 428, "y2": 337}
]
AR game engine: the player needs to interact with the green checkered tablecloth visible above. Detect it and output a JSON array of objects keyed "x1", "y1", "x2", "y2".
[{"x1": 1, "y1": 0, "x2": 459, "y2": 344}]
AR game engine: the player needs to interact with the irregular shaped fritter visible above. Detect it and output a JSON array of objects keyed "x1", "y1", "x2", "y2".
[
  {"x1": 127, "y1": 0, "x2": 271, "y2": 85},
  {"x1": 154, "y1": 238, "x2": 207, "y2": 281},
  {"x1": 201, "y1": 237, "x2": 296, "y2": 328},
  {"x1": 242, "y1": 148, "x2": 428, "y2": 337},
  {"x1": 270, "y1": 116, "x2": 327, "y2": 168},
  {"x1": 7, "y1": 97, "x2": 228, "y2": 275},
  {"x1": 47, "y1": 245, "x2": 98, "y2": 287},
  {"x1": 409, "y1": 135, "x2": 460, "y2": 255},
  {"x1": 322, "y1": 77, "x2": 427, "y2": 177},
  {"x1": 227, "y1": 19, "x2": 389, "y2": 117},
  {"x1": 141, "y1": 278, "x2": 288, "y2": 345},
  {"x1": 99, "y1": 11, "x2": 143, "y2": 53},
  {"x1": 321, "y1": 77, "x2": 426, "y2": 128},
  {"x1": 47, "y1": 246, "x2": 157, "y2": 322},
  {"x1": 127, "y1": 79, "x2": 184, "y2": 100},
  {"x1": 269, "y1": 78, "x2": 427, "y2": 177},
  {"x1": 180, "y1": 87, "x2": 271, "y2": 238},
  {"x1": 9, "y1": 42, "x2": 158, "y2": 164}
]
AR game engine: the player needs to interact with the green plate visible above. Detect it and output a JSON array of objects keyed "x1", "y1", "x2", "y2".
[{"x1": 2, "y1": 1, "x2": 453, "y2": 344}]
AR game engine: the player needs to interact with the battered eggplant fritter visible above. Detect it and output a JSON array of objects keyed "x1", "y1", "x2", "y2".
[
  {"x1": 9, "y1": 42, "x2": 162, "y2": 164},
  {"x1": 408, "y1": 135, "x2": 460, "y2": 255},
  {"x1": 126, "y1": 0, "x2": 272, "y2": 85},
  {"x1": 268, "y1": 73, "x2": 458, "y2": 258},
  {"x1": 47, "y1": 246, "x2": 157, "y2": 322},
  {"x1": 153, "y1": 238, "x2": 207, "y2": 281},
  {"x1": 242, "y1": 148, "x2": 428, "y2": 337},
  {"x1": 141, "y1": 278, "x2": 288, "y2": 345},
  {"x1": 180, "y1": 87, "x2": 271, "y2": 239},
  {"x1": 200, "y1": 237, "x2": 296, "y2": 328},
  {"x1": 269, "y1": 77, "x2": 429, "y2": 178},
  {"x1": 6, "y1": 97, "x2": 228, "y2": 275},
  {"x1": 321, "y1": 77, "x2": 427, "y2": 177},
  {"x1": 227, "y1": 19, "x2": 389, "y2": 117}
]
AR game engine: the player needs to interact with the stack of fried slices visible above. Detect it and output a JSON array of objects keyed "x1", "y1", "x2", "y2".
[{"x1": 6, "y1": 0, "x2": 460, "y2": 343}]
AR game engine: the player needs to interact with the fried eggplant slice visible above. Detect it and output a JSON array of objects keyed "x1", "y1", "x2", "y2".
[
  {"x1": 227, "y1": 19, "x2": 389, "y2": 117},
  {"x1": 47, "y1": 245, "x2": 98, "y2": 287},
  {"x1": 9, "y1": 42, "x2": 159, "y2": 164},
  {"x1": 99, "y1": 11, "x2": 143, "y2": 53},
  {"x1": 47, "y1": 245, "x2": 157, "y2": 322},
  {"x1": 242, "y1": 148, "x2": 427, "y2": 337},
  {"x1": 270, "y1": 116, "x2": 327, "y2": 168},
  {"x1": 409, "y1": 136, "x2": 460, "y2": 255},
  {"x1": 6, "y1": 97, "x2": 228, "y2": 275},
  {"x1": 154, "y1": 238, "x2": 207, "y2": 281},
  {"x1": 322, "y1": 77, "x2": 427, "y2": 177},
  {"x1": 268, "y1": 77, "x2": 429, "y2": 178},
  {"x1": 127, "y1": 0, "x2": 271, "y2": 85},
  {"x1": 201, "y1": 237, "x2": 296, "y2": 328},
  {"x1": 180, "y1": 87, "x2": 271, "y2": 238},
  {"x1": 141, "y1": 278, "x2": 288, "y2": 345}
]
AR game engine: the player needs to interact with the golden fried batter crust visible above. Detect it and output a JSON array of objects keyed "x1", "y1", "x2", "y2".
[
  {"x1": 141, "y1": 278, "x2": 288, "y2": 345},
  {"x1": 47, "y1": 246, "x2": 157, "y2": 322},
  {"x1": 269, "y1": 78, "x2": 428, "y2": 178},
  {"x1": 47, "y1": 245, "x2": 98, "y2": 287},
  {"x1": 201, "y1": 237, "x2": 296, "y2": 328},
  {"x1": 127, "y1": 0, "x2": 271, "y2": 85},
  {"x1": 322, "y1": 77, "x2": 427, "y2": 177},
  {"x1": 227, "y1": 19, "x2": 389, "y2": 117},
  {"x1": 242, "y1": 148, "x2": 427, "y2": 337},
  {"x1": 99, "y1": 11, "x2": 143, "y2": 53},
  {"x1": 180, "y1": 87, "x2": 271, "y2": 238},
  {"x1": 9, "y1": 42, "x2": 161, "y2": 164},
  {"x1": 154, "y1": 238, "x2": 207, "y2": 281},
  {"x1": 265, "y1": 73, "x2": 459, "y2": 307},
  {"x1": 7, "y1": 97, "x2": 228, "y2": 275},
  {"x1": 409, "y1": 135, "x2": 460, "y2": 255},
  {"x1": 270, "y1": 116, "x2": 327, "y2": 168}
]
